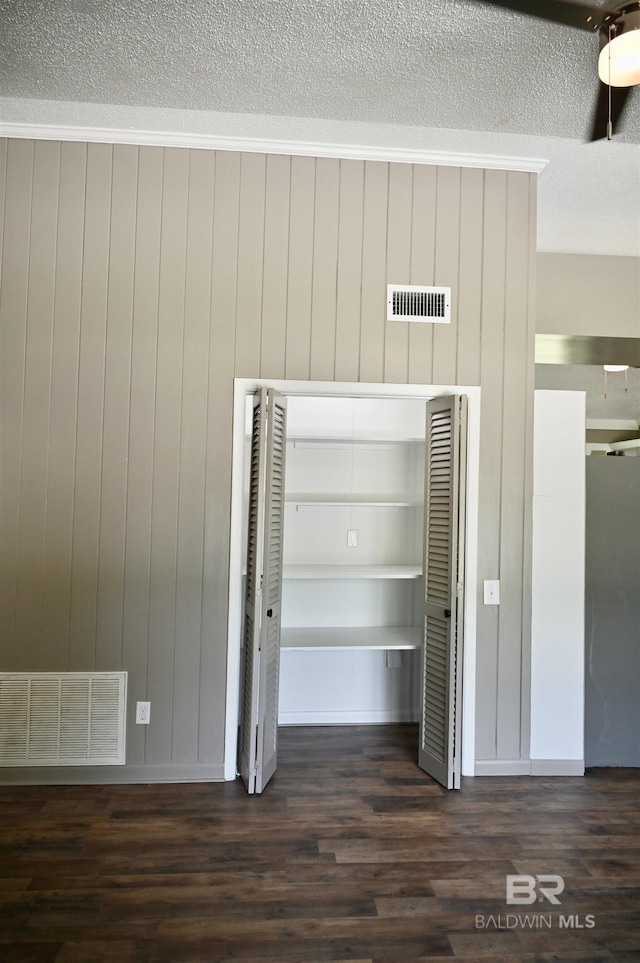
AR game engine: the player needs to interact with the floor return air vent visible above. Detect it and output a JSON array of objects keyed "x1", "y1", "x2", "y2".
[
  {"x1": 387, "y1": 284, "x2": 451, "y2": 323},
  {"x1": 0, "y1": 672, "x2": 127, "y2": 766}
]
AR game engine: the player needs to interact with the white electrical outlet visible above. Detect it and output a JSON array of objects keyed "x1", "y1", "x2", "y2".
[
  {"x1": 136, "y1": 701, "x2": 151, "y2": 724},
  {"x1": 347, "y1": 529, "x2": 358, "y2": 547}
]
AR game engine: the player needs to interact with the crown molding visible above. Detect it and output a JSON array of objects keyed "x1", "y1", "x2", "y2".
[{"x1": 0, "y1": 122, "x2": 548, "y2": 173}]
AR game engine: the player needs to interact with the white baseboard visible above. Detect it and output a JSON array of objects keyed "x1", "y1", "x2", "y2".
[
  {"x1": 0, "y1": 763, "x2": 226, "y2": 785},
  {"x1": 530, "y1": 759, "x2": 585, "y2": 776},
  {"x1": 475, "y1": 759, "x2": 532, "y2": 776},
  {"x1": 475, "y1": 759, "x2": 586, "y2": 776},
  {"x1": 279, "y1": 710, "x2": 419, "y2": 725}
]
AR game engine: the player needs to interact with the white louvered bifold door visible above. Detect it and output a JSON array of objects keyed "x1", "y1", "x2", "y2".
[
  {"x1": 239, "y1": 390, "x2": 268, "y2": 793},
  {"x1": 239, "y1": 389, "x2": 287, "y2": 795},
  {"x1": 419, "y1": 395, "x2": 467, "y2": 789},
  {"x1": 254, "y1": 390, "x2": 287, "y2": 793}
]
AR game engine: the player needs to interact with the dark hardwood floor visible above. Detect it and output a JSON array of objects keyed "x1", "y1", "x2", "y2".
[{"x1": 1, "y1": 724, "x2": 639, "y2": 962}]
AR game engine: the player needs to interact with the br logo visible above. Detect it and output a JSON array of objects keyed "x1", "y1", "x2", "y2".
[{"x1": 506, "y1": 875, "x2": 565, "y2": 906}]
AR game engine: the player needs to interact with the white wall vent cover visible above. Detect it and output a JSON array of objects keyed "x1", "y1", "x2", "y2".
[
  {"x1": 387, "y1": 284, "x2": 451, "y2": 323},
  {"x1": 0, "y1": 672, "x2": 127, "y2": 766}
]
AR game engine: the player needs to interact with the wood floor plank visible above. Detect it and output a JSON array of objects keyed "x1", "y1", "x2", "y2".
[
  {"x1": 0, "y1": 945, "x2": 62, "y2": 963},
  {"x1": 53, "y1": 943, "x2": 147, "y2": 963},
  {"x1": 0, "y1": 724, "x2": 638, "y2": 962}
]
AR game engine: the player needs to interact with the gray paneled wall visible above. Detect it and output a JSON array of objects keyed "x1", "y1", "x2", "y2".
[
  {"x1": 585, "y1": 457, "x2": 640, "y2": 767},
  {"x1": 0, "y1": 139, "x2": 536, "y2": 779}
]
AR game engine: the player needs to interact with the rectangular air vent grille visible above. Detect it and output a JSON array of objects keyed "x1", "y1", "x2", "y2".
[
  {"x1": 0, "y1": 672, "x2": 127, "y2": 766},
  {"x1": 387, "y1": 285, "x2": 451, "y2": 323}
]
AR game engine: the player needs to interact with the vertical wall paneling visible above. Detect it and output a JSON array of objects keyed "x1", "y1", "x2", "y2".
[
  {"x1": 260, "y1": 154, "x2": 291, "y2": 379},
  {"x1": 496, "y1": 171, "x2": 534, "y2": 760},
  {"x1": 0, "y1": 137, "x2": 7, "y2": 649},
  {"x1": 285, "y1": 156, "x2": 315, "y2": 380},
  {"x1": 122, "y1": 146, "x2": 163, "y2": 765},
  {"x1": 0, "y1": 140, "x2": 537, "y2": 780},
  {"x1": 0, "y1": 139, "x2": 6, "y2": 299},
  {"x1": 146, "y1": 148, "x2": 189, "y2": 763},
  {"x1": 14, "y1": 141, "x2": 60, "y2": 669},
  {"x1": 95, "y1": 145, "x2": 138, "y2": 672},
  {"x1": 475, "y1": 169, "x2": 508, "y2": 759},
  {"x1": 68, "y1": 143, "x2": 113, "y2": 671},
  {"x1": 309, "y1": 158, "x2": 339, "y2": 381},
  {"x1": 456, "y1": 168, "x2": 484, "y2": 386},
  {"x1": 172, "y1": 148, "x2": 215, "y2": 763},
  {"x1": 0, "y1": 139, "x2": 6, "y2": 260},
  {"x1": 359, "y1": 161, "x2": 389, "y2": 384},
  {"x1": 200, "y1": 150, "x2": 241, "y2": 765},
  {"x1": 334, "y1": 160, "x2": 365, "y2": 383},
  {"x1": 235, "y1": 152, "x2": 266, "y2": 377},
  {"x1": 384, "y1": 163, "x2": 413, "y2": 385},
  {"x1": 42, "y1": 143, "x2": 87, "y2": 671},
  {"x1": 519, "y1": 174, "x2": 538, "y2": 762},
  {"x1": 408, "y1": 164, "x2": 437, "y2": 385},
  {"x1": 432, "y1": 166, "x2": 461, "y2": 386},
  {"x1": 0, "y1": 139, "x2": 34, "y2": 666}
]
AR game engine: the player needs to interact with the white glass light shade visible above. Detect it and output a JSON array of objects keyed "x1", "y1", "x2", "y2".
[
  {"x1": 603, "y1": 364, "x2": 629, "y2": 372},
  {"x1": 598, "y1": 29, "x2": 640, "y2": 87}
]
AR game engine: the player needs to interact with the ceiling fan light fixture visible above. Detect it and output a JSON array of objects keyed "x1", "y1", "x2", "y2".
[{"x1": 598, "y1": 9, "x2": 640, "y2": 87}]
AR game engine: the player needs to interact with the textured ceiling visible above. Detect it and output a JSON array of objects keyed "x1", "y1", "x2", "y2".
[
  {"x1": 2, "y1": 0, "x2": 636, "y2": 138},
  {"x1": 0, "y1": 0, "x2": 639, "y2": 254}
]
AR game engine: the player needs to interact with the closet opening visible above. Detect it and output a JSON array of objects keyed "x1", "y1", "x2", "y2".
[
  {"x1": 225, "y1": 380, "x2": 481, "y2": 794},
  {"x1": 276, "y1": 394, "x2": 425, "y2": 727}
]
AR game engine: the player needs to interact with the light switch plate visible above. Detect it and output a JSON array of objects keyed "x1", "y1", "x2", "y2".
[
  {"x1": 484, "y1": 580, "x2": 500, "y2": 605},
  {"x1": 347, "y1": 529, "x2": 358, "y2": 547}
]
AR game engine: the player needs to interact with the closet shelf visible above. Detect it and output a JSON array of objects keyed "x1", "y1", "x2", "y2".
[
  {"x1": 281, "y1": 626, "x2": 421, "y2": 650},
  {"x1": 286, "y1": 493, "x2": 422, "y2": 508},
  {"x1": 286, "y1": 434, "x2": 423, "y2": 446},
  {"x1": 282, "y1": 564, "x2": 422, "y2": 579}
]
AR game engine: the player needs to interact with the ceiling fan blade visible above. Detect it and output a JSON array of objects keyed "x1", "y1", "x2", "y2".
[
  {"x1": 588, "y1": 82, "x2": 633, "y2": 140},
  {"x1": 473, "y1": 0, "x2": 608, "y2": 32}
]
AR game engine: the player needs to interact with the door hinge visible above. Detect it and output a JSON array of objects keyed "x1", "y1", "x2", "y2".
[{"x1": 456, "y1": 581, "x2": 463, "y2": 597}]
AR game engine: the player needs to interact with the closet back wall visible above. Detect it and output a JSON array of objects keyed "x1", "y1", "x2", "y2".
[{"x1": 0, "y1": 139, "x2": 536, "y2": 780}]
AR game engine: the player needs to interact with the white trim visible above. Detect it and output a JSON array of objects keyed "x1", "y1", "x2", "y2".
[
  {"x1": 475, "y1": 759, "x2": 532, "y2": 776},
  {"x1": 530, "y1": 759, "x2": 585, "y2": 776},
  {"x1": 476, "y1": 759, "x2": 586, "y2": 778},
  {"x1": 461, "y1": 385, "x2": 479, "y2": 781},
  {"x1": 611, "y1": 438, "x2": 640, "y2": 452},
  {"x1": 0, "y1": 122, "x2": 548, "y2": 173},
  {"x1": 224, "y1": 379, "x2": 481, "y2": 781},
  {"x1": 586, "y1": 419, "x2": 639, "y2": 431}
]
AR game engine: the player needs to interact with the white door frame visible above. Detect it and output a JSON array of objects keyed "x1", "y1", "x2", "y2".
[{"x1": 224, "y1": 379, "x2": 481, "y2": 781}]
